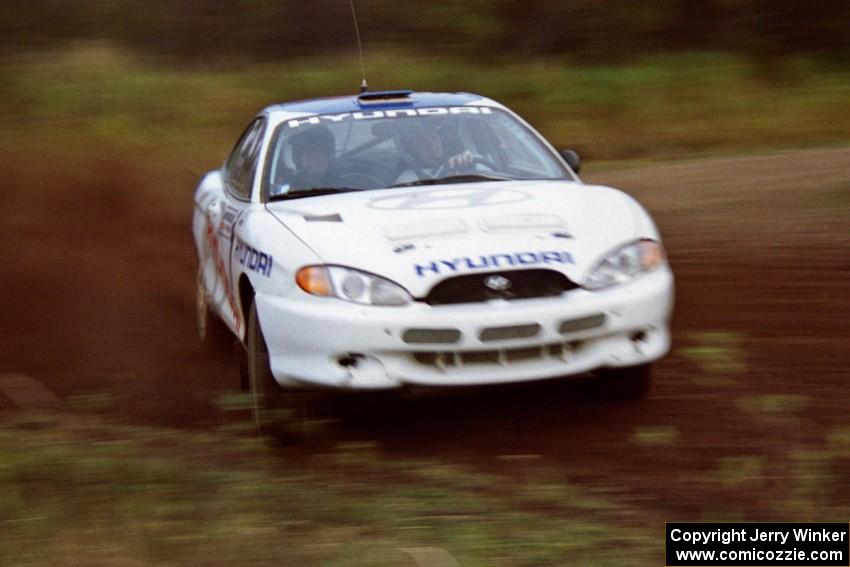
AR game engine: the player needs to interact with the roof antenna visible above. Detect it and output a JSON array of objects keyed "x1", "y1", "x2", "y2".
[{"x1": 349, "y1": 0, "x2": 368, "y2": 93}]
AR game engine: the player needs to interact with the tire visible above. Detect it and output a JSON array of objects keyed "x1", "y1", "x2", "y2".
[
  {"x1": 246, "y1": 302, "x2": 287, "y2": 438},
  {"x1": 196, "y1": 268, "x2": 232, "y2": 349},
  {"x1": 594, "y1": 363, "x2": 652, "y2": 400},
  {"x1": 246, "y1": 302, "x2": 332, "y2": 442}
]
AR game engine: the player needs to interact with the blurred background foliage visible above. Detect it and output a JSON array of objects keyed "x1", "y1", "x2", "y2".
[
  {"x1": 1, "y1": 1, "x2": 849, "y2": 166},
  {"x1": 3, "y1": 0, "x2": 850, "y2": 64}
]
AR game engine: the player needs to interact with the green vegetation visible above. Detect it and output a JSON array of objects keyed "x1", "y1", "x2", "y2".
[
  {"x1": 736, "y1": 394, "x2": 810, "y2": 417},
  {"x1": 778, "y1": 450, "x2": 838, "y2": 520},
  {"x1": 826, "y1": 427, "x2": 850, "y2": 457},
  {"x1": 630, "y1": 425, "x2": 680, "y2": 446},
  {"x1": 7, "y1": 1, "x2": 850, "y2": 65},
  {"x1": 0, "y1": 413, "x2": 656, "y2": 567},
  {"x1": 705, "y1": 455, "x2": 765, "y2": 489},
  {"x1": 678, "y1": 331, "x2": 747, "y2": 384},
  {"x1": 2, "y1": 46, "x2": 850, "y2": 170}
]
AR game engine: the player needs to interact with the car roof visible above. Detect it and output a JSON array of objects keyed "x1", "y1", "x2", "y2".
[{"x1": 264, "y1": 91, "x2": 494, "y2": 118}]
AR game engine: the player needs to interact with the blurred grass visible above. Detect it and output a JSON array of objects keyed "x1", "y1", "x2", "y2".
[
  {"x1": 0, "y1": 414, "x2": 656, "y2": 567},
  {"x1": 705, "y1": 455, "x2": 765, "y2": 489},
  {"x1": 1, "y1": 44, "x2": 849, "y2": 173},
  {"x1": 736, "y1": 394, "x2": 810, "y2": 417},
  {"x1": 678, "y1": 331, "x2": 747, "y2": 385},
  {"x1": 630, "y1": 425, "x2": 680, "y2": 447}
]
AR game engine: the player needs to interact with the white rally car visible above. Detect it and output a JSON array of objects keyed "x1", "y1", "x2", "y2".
[{"x1": 193, "y1": 90, "x2": 673, "y2": 420}]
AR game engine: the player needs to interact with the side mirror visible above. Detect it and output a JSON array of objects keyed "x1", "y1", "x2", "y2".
[{"x1": 559, "y1": 149, "x2": 581, "y2": 175}]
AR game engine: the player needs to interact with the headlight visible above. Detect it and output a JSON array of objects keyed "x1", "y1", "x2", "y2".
[
  {"x1": 296, "y1": 265, "x2": 411, "y2": 306},
  {"x1": 584, "y1": 239, "x2": 665, "y2": 290}
]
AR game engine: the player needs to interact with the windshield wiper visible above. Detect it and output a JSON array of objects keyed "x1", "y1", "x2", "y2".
[
  {"x1": 269, "y1": 187, "x2": 358, "y2": 201},
  {"x1": 391, "y1": 174, "x2": 512, "y2": 188}
]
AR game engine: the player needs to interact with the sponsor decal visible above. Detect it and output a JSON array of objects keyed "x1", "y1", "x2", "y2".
[
  {"x1": 414, "y1": 250, "x2": 574, "y2": 277},
  {"x1": 204, "y1": 218, "x2": 242, "y2": 334},
  {"x1": 393, "y1": 243, "x2": 416, "y2": 254},
  {"x1": 219, "y1": 207, "x2": 239, "y2": 239},
  {"x1": 234, "y1": 238, "x2": 273, "y2": 277},
  {"x1": 285, "y1": 106, "x2": 492, "y2": 129}
]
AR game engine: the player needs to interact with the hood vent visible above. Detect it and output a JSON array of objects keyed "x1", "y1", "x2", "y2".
[
  {"x1": 481, "y1": 213, "x2": 565, "y2": 232},
  {"x1": 303, "y1": 213, "x2": 343, "y2": 223},
  {"x1": 357, "y1": 90, "x2": 414, "y2": 106},
  {"x1": 384, "y1": 218, "x2": 468, "y2": 241}
]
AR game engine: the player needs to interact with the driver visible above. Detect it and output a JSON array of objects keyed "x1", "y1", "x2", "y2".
[
  {"x1": 290, "y1": 125, "x2": 336, "y2": 190},
  {"x1": 394, "y1": 120, "x2": 474, "y2": 184}
]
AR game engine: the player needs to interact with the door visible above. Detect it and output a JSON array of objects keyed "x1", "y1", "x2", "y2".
[{"x1": 196, "y1": 117, "x2": 266, "y2": 336}]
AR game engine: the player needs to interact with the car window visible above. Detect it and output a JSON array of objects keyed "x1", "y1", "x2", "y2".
[
  {"x1": 225, "y1": 118, "x2": 266, "y2": 200},
  {"x1": 476, "y1": 117, "x2": 555, "y2": 175},
  {"x1": 265, "y1": 107, "x2": 572, "y2": 198}
]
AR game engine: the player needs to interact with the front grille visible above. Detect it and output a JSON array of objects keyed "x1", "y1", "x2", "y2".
[
  {"x1": 411, "y1": 341, "x2": 584, "y2": 370},
  {"x1": 423, "y1": 269, "x2": 578, "y2": 306}
]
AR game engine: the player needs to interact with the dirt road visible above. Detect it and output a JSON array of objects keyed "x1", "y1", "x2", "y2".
[{"x1": 2, "y1": 148, "x2": 848, "y2": 519}]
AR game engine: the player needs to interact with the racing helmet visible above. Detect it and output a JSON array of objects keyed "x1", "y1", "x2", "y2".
[
  {"x1": 290, "y1": 125, "x2": 335, "y2": 168},
  {"x1": 394, "y1": 119, "x2": 443, "y2": 155}
]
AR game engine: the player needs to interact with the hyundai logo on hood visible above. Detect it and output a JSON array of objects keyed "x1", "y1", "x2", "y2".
[{"x1": 484, "y1": 275, "x2": 512, "y2": 291}]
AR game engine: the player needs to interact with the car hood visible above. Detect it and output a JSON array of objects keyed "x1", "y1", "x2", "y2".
[{"x1": 266, "y1": 180, "x2": 649, "y2": 298}]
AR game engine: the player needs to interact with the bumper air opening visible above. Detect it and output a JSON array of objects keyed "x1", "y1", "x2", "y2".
[
  {"x1": 479, "y1": 323, "x2": 541, "y2": 342},
  {"x1": 412, "y1": 340, "x2": 585, "y2": 370},
  {"x1": 558, "y1": 313, "x2": 606, "y2": 335},
  {"x1": 402, "y1": 328, "x2": 462, "y2": 345},
  {"x1": 337, "y1": 353, "x2": 366, "y2": 368}
]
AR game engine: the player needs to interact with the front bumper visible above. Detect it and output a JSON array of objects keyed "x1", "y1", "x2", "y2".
[{"x1": 255, "y1": 267, "x2": 674, "y2": 389}]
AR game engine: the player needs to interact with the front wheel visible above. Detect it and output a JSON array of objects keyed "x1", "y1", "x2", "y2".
[
  {"x1": 246, "y1": 302, "x2": 331, "y2": 442},
  {"x1": 594, "y1": 363, "x2": 652, "y2": 399},
  {"x1": 247, "y1": 302, "x2": 287, "y2": 437}
]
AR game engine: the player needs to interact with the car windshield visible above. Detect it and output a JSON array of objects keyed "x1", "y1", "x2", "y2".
[{"x1": 265, "y1": 106, "x2": 573, "y2": 200}]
